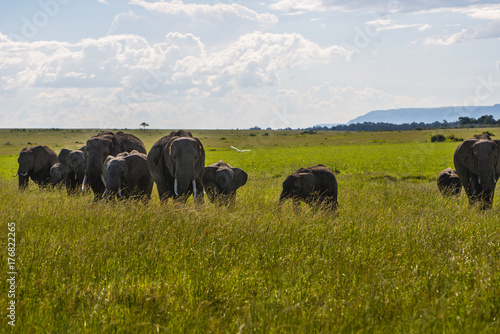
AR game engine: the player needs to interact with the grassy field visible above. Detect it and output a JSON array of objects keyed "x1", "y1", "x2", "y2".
[{"x1": 1, "y1": 128, "x2": 500, "y2": 332}]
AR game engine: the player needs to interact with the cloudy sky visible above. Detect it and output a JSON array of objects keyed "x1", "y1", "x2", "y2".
[{"x1": 0, "y1": 0, "x2": 499, "y2": 129}]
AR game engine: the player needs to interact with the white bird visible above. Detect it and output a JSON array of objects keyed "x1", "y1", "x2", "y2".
[{"x1": 231, "y1": 146, "x2": 251, "y2": 153}]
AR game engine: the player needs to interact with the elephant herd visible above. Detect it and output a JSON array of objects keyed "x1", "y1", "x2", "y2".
[
  {"x1": 15, "y1": 130, "x2": 338, "y2": 209},
  {"x1": 16, "y1": 130, "x2": 500, "y2": 210},
  {"x1": 437, "y1": 134, "x2": 500, "y2": 209}
]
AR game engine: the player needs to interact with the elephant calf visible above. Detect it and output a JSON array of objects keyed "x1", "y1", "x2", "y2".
[
  {"x1": 202, "y1": 160, "x2": 248, "y2": 205},
  {"x1": 279, "y1": 164, "x2": 338, "y2": 210},
  {"x1": 437, "y1": 167, "x2": 461, "y2": 196},
  {"x1": 102, "y1": 151, "x2": 153, "y2": 200},
  {"x1": 50, "y1": 163, "x2": 67, "y2": 187}
]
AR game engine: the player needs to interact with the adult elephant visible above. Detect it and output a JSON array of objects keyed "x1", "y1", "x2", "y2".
[
  {"x1": 83, "y1": 131, "x2": 146, "y2": 199},
  {"x1": 454, "y1": 137, "x2": 500, "y2": 209},
  {"x1": 16, "y1": 145, "x2": 59, "y2": 189},
  {"x1": 102, "y1": 151, "x2": 153, "y2": 200},
  {"x1": 202, "y1": 160, "x2": 247, "y2": 205},
  {"x1": 279, "y1": 164, "x2": 338, "y2": 210},
  {"x1": 59, "y1": 147, "x2": 86, "y2": 194},
  {"x1": 147, "y1": 130, "x2": 205, "y2": 203}
]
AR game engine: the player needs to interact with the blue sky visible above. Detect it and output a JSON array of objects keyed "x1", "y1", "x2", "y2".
[{"x1": 0, "y1": 0, "x2": 499, "y2": 129}]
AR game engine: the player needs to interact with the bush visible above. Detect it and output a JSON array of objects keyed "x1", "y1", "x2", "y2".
[
  {"x1": 447, "y1": 134, "x2": 464, "y2": 142},
  {"x1": 431, "y1": 134, "x2": 446, "y2": 142}
]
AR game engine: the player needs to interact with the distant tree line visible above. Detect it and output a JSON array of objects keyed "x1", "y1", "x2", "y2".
[{"x1": 308, "y1": 115, "x2": 500, "y2": 132}]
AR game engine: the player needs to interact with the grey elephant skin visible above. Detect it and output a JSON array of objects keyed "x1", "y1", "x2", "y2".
[
  {"x1": 58, "y1": 147, "x2": 86, "y2": 194},
  {"x1": 17, "y1": 145, "x2": 59, "y2": 189},
  {"x1": 454, "y1": 138, "x2": 500, "y2": 208},
  {"x1": 102, "y1": 151, "x2": 153, "y2": 200},
  {"x1": 437, "y1": 168, "x2": 461, "y2": 196},
  {"x1": 50, "y1": 163, "x2": 67, "y2": 187},
  {"x1": 202, "y1": 160, "x2": 248, "y2": 205},
  {"x1": 147, "y1": 130, "x2": 205, "y2": 202},
  {"x1": 279, "y1": 164, "x2": 338, "y2": 210},
  {"x1": 84, "y1": 131, "x2": 147, "y2": 199}
]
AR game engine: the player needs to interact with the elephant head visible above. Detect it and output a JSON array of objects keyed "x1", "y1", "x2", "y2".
[
  {"x1": 17, "y1": 148, "x2": 36, "y2": 186},
  {"x1": 103, "y1": 155, "x2": 127, "y2": 199},
  {"x1": 50, "y1": 163, "x2": 66, "y2": 187},
  {"x1": 84, "y1": 135, "x2": 119, "y2": 195},
  {"x1": 103, "y1": 151, "x2": 153, "y2": 200},
  {"x1": 68, "y1": 149, "x2": 86, "y2": 182},
  {"x1": 166, "y1": 137, "x2": 204, "y2": 199},
  {"x1": 202, "y1": 161, "x2": 248, "y2": 205},
  {"x1": 84, "y1": 131, "x2": 146, "y2": 199},
  {"x1": 17, "y1": 145, "x2": 59, "y2": 189},
  {"x1": 279, "y1": 165, "x2": 338, "y2": 210},
  {"x1": 279, "y1": 169, "x2": 317, "y2": 205},
  {"x1": 437, "y1": 167, "x2": 461, "y2": 196},
  {"x1": 147, "y1": 130, "x2": 205, "y2": 202},
  {"x1": 454, "y1": 138, "x2": 500, "y2": 208}
]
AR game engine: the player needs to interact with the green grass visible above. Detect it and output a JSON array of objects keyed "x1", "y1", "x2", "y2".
[{"x1": 1, "y1": 128, "x2": 500, "y2": 332}]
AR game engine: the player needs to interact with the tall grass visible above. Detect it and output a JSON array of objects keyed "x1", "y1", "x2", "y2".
[{"x1": 1, "y1": 129, "x2": 500, "y2": 332}]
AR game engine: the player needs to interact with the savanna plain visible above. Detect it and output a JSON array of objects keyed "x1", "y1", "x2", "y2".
[{"x1": 0, "y1": 128, "x2": 499, "y2": 333}]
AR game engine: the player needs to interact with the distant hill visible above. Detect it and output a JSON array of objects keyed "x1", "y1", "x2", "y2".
[{"x1": 347, "y1": 105, "x2": 500, "y2": 124}]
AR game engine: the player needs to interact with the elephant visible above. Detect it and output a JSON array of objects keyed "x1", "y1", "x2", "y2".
[
  {"x1": 202, "y1": 160, "x2": 248, "y2": 205},
  {"x1": 83, "y1": 131, "x2": 147, "y2": 199},
  {"x1": 147, "y1": 130, "x2": 205, "y2": 203},
  {"x1": 454, "y1": 137, "x2": 500, "y2": 209},
  {"x1": 16, "y1": 145, "x2": 59, "y2": 189},
  {"x1": 101, "y1": 151, "x2": 153, "y2": 200},
  {"x1": 50, "y1": 163, "x2": 67, "y2": 187},
  {"x1": 58, "y1": 147, "x2": 86, "y2": 194},
  {"x1": 437, "y1": 167, "x2": 461, "y2": 196},
  {"x1": 279, "y1": 164, "x2": 338, "y2": 210}
]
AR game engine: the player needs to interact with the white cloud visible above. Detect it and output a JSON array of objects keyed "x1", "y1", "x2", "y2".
[
  {"x1": 131, "y1": 0, "x2": 278, "y2": 24},
  {"x1": 109, "y1": 0, "x2": 278, "y2": 43},
  {"x1": 0, "y1": 31, "x2": 349, "y2": 94},
  {"x1": 366, "y1": 19, "x2": 429, "y2": 31},
  {"x1": 270, "y1": 1, "x2": 500, "y2": 14},
  {"x1": 170, "y1": 32, "x2": 350, "y2": 93},
  {"x1": 424, "y1": 22, "x2": 500, "y2": 45},
  {"x1": 419, "y1": 4, "x2": 500, "y2": 20}
]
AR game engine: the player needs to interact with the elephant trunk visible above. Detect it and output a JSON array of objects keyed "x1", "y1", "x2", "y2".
[
  {"x1": 174, "y1": 163, "x2": 197, "y2": 198},
  {"x1": 216, "y1": 170, "x2": 233, "y2": 195},
  {"x1": 85, "y1": 156, "x2": 106, "y2": 195},
  {"x1": 106, "y1": 177, "x2": 123, "y2": 199},
  {"x1": 18, "y1": 173, "x2": 29, "y2": 190},
  {"x1": 477, "y1": 164, "x2": 497, "y2": 207},
  {"x1": 278, "y1": 191, "x2": 289, "y2": 206}
]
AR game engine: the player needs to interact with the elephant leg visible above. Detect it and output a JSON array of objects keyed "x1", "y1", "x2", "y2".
[
  {"x1": 469, "y1": 174, "x2": 482, "y2": 205},
  {"x1": 194, "y1": 179, "x2": 204, "y2": 205}
]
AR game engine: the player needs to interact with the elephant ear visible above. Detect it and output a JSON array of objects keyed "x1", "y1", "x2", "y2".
[
  {"x1": 109, "y1": 136, "x2": 121, "y2": 156},
  {"x1": 298, "y1": 172, "x2": 316, "y2": 196},
  {"x1": 202, "y1": 166, "x2": 218, "y2": 188},
  {"x1": 165, "y1": 137, "x2": 177, "y2": 175},
  {"x1": 454, "y1": 139, "x2": 478, "y2": 174},
  {"x1": 147, "y1": 139, "x2": 166, "y2": 175},
  {"x1": 194, "y1": 137, "x2": 205, "y2": 172},
  {"x1": 32, "y1": 146, "x2": 52, "y2": 173},
  {"x1": 58, "y1": 148, "x2": 72, "y2": 167},
  {"x1": 232, "y1": 168, "x2": 248, "y2": 190}
]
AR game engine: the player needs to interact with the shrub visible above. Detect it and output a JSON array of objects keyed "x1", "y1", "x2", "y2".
[
  {"x1": 447, "y1": 134, "x2": 464, "y2": 142},
  {"x1": 431, "y1": 134, "x2": 446, "y2": 142}
]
